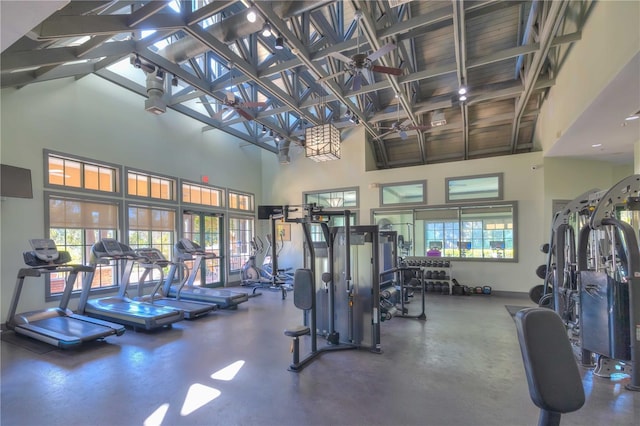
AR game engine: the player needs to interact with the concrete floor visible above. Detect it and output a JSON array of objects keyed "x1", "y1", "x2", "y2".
[{"x1": 1, "y1": 290, "x2": 638, "y2": 426}]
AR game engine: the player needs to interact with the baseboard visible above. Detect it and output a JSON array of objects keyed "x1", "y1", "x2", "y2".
[{"x1": 491, "y1": 290, "x2": 530, "y2": 299}]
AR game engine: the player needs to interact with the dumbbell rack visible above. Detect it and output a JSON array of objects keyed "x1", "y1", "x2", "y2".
[{"x1": 403, "y1": 257, "x2": 452, "y2": 295}]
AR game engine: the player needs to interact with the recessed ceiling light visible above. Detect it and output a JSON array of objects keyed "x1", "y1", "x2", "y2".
[
  {"x1": 592, "y1": 143, "x2": 602, "y2": 148},
  {"x1": 458, "y1": 87, "x2": 467, "y2": 95}
]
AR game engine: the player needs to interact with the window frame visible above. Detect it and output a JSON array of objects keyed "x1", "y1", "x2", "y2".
[
  {"x1": 302, "y1": 186, "x2": 359, "y2": 209},
  {"x1": 228, "y1": 215, "x2": 255, "y2": 272},
  {"x1": 44, "y1": 149, "x2": 122, "y2": 196},
  {"x1": 125, "y1": 167, "x2": 177, "y2": 202},
  {"x1": 125, "y1": 202, "x2": 177, "y2": 286},
  {"x1": 445, "y1": 173, "x2": 504, "y2": 203},
  {"x1": 372, "y1": 201, "x2": 518, "y2": 262},
  {"x1": 228, "y1": 189, "x2": 255, "y2": 212},
  {"x1": 180, "y1": 179, "x2": 225, "y2": 208},
  {"x1": 379, "y1": 180, "x2": 427, "y2": 206},
  {"x1": 44, "y1": 191, "x2": 123, "y2": 300}
]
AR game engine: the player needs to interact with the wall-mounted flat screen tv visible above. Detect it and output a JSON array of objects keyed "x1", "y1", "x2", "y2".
[{"x1": 1, "y1": 164, "x2": 33, "y2": 199}]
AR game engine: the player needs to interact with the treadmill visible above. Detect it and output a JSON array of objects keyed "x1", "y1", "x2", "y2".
[
  {"x1": 6, "y1": 239, "x2": 125, "y2": 349},
  {"x1": 133, "y1": 248, "x2": 216, "y2": 319},
  {"x1": 77, "y1": 239, "x2": 184, "y2": 330},
  {"x1": 165, "y1": 238, "x2": 249, "y2": 309}
]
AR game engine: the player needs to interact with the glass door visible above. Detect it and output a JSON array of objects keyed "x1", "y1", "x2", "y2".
[{"x1": 182, "y1": 210, "x2": 224, "y2": 287}]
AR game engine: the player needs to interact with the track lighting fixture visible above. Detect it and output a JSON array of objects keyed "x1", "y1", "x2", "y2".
[
  {"x1": 261, "y1": 125, "x2": 267, "y2": 134},
  {"x1": 269, "y1": 129, "x2": 274, "y2": 137},
  {"x1": 133, "y1": 55, "x2": 142, "y2": 69},
  {"x1": 262, "y1": 22, "x2": 272, "y2": 37},
  {"x1": 171, "y1": 75, "x2": 178, "y2": 86},
  {"x1": 274, "y1": 35, "x2": 284, "y2": 50},
  {"x1": 274, "y1": 134, "x2": 282, "y2": 142}
]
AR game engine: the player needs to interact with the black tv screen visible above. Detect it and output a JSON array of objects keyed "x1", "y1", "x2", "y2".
[
  {"x1": 257, "y1": 205, "x2": 283, "y2": 220},
  {"x1": 1, "y1": 164, "x2": 33, "y2": 199}
]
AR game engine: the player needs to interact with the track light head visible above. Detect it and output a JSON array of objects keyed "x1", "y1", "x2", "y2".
[
  {"x1": 275, "y1": 35, "x2": 284, "y2": 50},
  {"x1": 262, "y1": 22, "x2": 272, "y2": 37}
]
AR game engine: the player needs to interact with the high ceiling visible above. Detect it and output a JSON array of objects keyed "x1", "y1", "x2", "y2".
[{"x1": 0, "y1": 1, "x2": 625, "y2": 169}]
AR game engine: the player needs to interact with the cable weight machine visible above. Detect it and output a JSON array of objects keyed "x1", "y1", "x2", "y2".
[{"x1": 278, "y1": 204, "x2": 382, "y2": 372}]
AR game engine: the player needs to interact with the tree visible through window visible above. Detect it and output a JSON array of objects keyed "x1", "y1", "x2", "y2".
[{"x1": 228, "y1": 217, "x2": 253, "y2": 271}]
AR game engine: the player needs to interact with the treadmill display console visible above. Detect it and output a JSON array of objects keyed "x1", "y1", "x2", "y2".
[
  {"x1": 180, "y1": 238, "x2": 197, "y2": 253},
  {"x1": 29, "y1": 238, "x2": 59, "y2": 261},
  {"x1": 136, "y1": 248, "x2": 165, "y2": 262},
  {"x1": 101, "y1": 238, "x2": 124, "y2": 256}
]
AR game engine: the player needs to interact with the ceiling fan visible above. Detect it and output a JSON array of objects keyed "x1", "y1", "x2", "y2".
[
  {"x1": 199, "y1": 92, "x2": 266, "y2": 121},
  {"x1": 377, "y1": 103, "x2": 430, "y2": 140},
  {"x1": 323, "y1": 11, "x2": 402, "y2": 91},
  {"x1": 377, "y1": 119, "x2": 431, "y2": 140}
]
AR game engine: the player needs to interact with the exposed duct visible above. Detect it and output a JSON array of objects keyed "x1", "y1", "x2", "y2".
[
  {"x1": 145, "y1": 69, "x2": 166, "y2": 114},
  {"x1": 277, "y1": 139, "x2": 291, "y2": 164}
]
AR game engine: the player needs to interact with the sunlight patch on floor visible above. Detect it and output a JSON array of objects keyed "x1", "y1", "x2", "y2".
[
  {"x1": 143, "y1": 403, "x2": 169, "y2": 426},
  {"x1": 180, "y1": 383, "x2": 221, "y2": 416},
  {"x1": 211, "y1": 360, "x2": 245, "y2": 381}
]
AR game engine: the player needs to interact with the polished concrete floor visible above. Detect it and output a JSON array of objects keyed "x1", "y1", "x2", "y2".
[{"x1": 1, "y1": 289, "x2": 638, "y2": 426}]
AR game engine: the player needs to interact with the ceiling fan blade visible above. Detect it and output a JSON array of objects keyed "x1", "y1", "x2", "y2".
[
  {"x1": 239, "y1": 102, "x2": 266, "y2": 108},
  {"x1": 352, "y1": 73, "x2": 362, "y2": 91},
  {"x1": 213, "y1": 109, "x2": 225, "y2": 120},
  {"x1": 319, "y1": 70, "x2": 348, "y2": 82},
  {"x1": 370, "y1": 65, "x2": 403, "y2": 76},
  {"x1": 367, "y1": 42, "x2": 396, "y2": 62},
  {"x1": 328, "y1": 51, "x2": 353, "y2": 63},
  {"x1": 236, "y1": 108, "x2": 254, "y2": 121}
]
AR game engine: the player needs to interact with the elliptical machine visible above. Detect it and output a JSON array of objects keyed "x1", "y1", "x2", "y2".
[{"x1": 240, "y1": 235, "x2": 290, "y2": 299}]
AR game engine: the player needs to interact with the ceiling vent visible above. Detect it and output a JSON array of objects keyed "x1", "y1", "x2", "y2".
[{"x1": 430, "y1": 110, "x2": 447, "y2": 127}]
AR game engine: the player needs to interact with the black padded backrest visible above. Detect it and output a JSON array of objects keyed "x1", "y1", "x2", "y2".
[
  {"x1": 293, "y1": 268, "x2": 314, "y2": 310},
  {"x1": 515, "y1": 308, "x2": 585, "y2": 414}
]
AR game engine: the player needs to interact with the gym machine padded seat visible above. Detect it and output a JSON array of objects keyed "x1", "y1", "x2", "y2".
[
  {"x1": 515, "y1": 308, "x2": 585, "y2": 426},
  {"x1": 284, "y1": 269, "x2": 313, "y2": 367}
]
